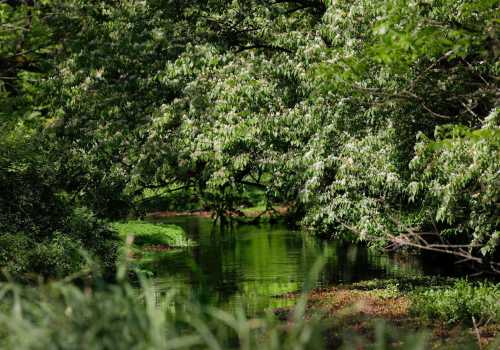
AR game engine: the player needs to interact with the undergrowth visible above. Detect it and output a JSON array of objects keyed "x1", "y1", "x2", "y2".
[{"x1": 411, "y1": 279, "x2": 500, "y2": 325}]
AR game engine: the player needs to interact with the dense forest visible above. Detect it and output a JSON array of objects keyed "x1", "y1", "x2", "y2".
[{"x1": 0, "y1": 0, "x2": 499, "y2": 349}]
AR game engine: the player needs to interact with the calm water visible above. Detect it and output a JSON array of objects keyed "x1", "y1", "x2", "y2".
[{"x1": 146, "y1": 217, "x2": 424, "y2": 314}]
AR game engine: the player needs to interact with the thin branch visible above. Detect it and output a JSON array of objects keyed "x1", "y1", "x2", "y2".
[{"x1": 421, "y1": 103, "x2": 454, "y2": 120}]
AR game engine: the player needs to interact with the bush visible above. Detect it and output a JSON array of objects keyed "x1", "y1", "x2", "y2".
[
  {"x1": 65, "y1": 207, "x2": 120, "y2": 274},
  {"x1": 0, "y1": 234, "x2": 31, "y2": 276},
  {"x1": 0, "y1": 208, "x2": 119, "y2": 281},
  {"x1": 0, "y1": 128, "x2": 120, "y2": 280},
  {"x1": 411, "y1": 280, "x2": 500, "y2": 324}
]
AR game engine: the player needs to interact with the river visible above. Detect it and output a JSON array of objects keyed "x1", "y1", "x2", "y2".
[{"x1": 145, "y1": 217, "x2": 427, "y2": 314}]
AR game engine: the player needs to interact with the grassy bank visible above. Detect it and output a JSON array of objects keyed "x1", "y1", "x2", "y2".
[{"x1": 111, "y1": 220, "x2": 194, "y2": 250}]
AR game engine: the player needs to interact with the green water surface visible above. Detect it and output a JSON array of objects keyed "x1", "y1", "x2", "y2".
[{"x1": 146, "y1": 217, "x2": 424, "y2": 314}]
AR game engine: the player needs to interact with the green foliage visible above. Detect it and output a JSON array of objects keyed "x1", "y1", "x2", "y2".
[
  {"x1": 136, "y1": 187, "x2": 201, "y2": 214},
  {"x1": 409, "y1": 110, "x2": 500, "y2": 257},
  {"x1": 294, "y1": 0, "x2": 499, "y2": 266},
  {"x1": 0, "y1": 125, "x2": 118, "y2": 280},
  {"x1": 111, "y1": 221, "x2": 192, "y2": 248},
  {"x1": 411, "y1": 280, "x2": 500, "y2": 324},
  {"x1": 0, "y1": 0, "x2": 54, "y2": 123},
  {"x1": 1, "y1": 0, "x2": 499, "y2": 271},
  {"x1": 0, "y1": 204, "x2": 119, "y2": 280}
]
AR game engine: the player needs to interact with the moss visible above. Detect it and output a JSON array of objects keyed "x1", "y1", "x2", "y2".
[{"x1": 111, "y1": 220, "x2": 193, "y2": 248}]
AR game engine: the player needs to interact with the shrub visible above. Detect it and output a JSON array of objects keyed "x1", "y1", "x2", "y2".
[
  {"x1": 0, "y1": 208, "x2": 119, "y2": 281},
  {"x1": 0, "y1": 129, "x2": 119, "y2": 280},
  {"x1": 411, "y1": 280, "x2": 500, "y2": 324}
]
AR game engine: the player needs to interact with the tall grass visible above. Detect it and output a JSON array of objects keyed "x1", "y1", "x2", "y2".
[
  {"x1": 0, "y1": 276, "x2": 327, "y2": 349},
  {"x1": 0, "y1": 260, "x2": 434, "y2": 350}
]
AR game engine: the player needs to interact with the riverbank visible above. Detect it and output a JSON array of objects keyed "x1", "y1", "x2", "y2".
[
  {"x1": 273, "y1": 278, "x2": 500, "y2": 349},
  {"x1": 114, "y1": 216, "x2": 500, "y2": 348},
  {"x1": 111, "y1": 220, "x2": 194, "y2": 254},
  {"x1": 147, "y1": 206, "x2": 289, "y2": 219}
]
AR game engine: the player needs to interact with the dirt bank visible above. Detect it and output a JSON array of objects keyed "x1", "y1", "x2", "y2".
[
  {"x1": 274, "y1": 283, "x2": 499, "y2": 349},
  {"x1": 147, "y1": 206, "x2": 288, "y2": 219}
]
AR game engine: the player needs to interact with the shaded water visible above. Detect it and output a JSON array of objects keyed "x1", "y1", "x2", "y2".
[{"x1": 147, "y1": 217, "x2": 424, "y2": 314}]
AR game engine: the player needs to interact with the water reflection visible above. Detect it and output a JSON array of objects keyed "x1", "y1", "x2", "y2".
[{"x1": 147, "y1": 217, "x2": 424, "y2": 314}]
